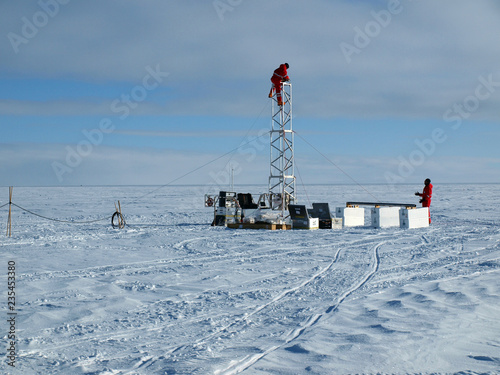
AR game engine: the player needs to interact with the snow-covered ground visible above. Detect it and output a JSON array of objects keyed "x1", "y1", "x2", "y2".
[{"x1": 1, "y1": 184, "x2": 499, "y2": 375}]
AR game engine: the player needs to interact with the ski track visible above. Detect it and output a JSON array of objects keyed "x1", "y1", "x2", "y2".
[
  {"x1": 215, "y1": 241, "x2": 384, "y2": 375},
  {"x1": 171, "y1": 246, "x2": 344, "y2": 352},
  {"x1": 19, "y1": 232, "x2": 393, "y2": 289},
  {"x1": 123, "y1": 244, "x2": 349, "y2": 374},
  {"x1": 20, "y1": 240, "x2": 309, "y2": 283},
  {"x1": 19, "y1": 233, "x2": 389, "y2": 374}
]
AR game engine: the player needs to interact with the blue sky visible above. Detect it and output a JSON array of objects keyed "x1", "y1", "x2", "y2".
[{"x1": 1, "y1": 0, "x2": 500, "y2": 187}]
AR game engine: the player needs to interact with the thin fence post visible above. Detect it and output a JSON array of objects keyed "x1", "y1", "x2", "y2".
[
  {"x1": 6, "y1": 186, "x2": 13, "y2": 237},
  {"x1": 118, "y1": 201, "x2": 124, "y2": 229},
  {"x1": 113, "y1": 200, "x2": 125, "y2": 229}
]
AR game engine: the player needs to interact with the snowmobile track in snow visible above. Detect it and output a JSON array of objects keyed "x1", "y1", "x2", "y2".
[
  {"x1": 215, "y1": 241, "x2": 385, "y2": 375},
  {"x1": 21, "y1": 233, "x2": 397, "y2": 374},
  {"x1": 118, "y1": 236, "x2": 388, "y2": 374}
]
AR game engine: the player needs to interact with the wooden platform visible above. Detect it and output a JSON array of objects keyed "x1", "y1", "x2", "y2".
[{"x1": 226, "y1": 222, "x2": 291, "y2": 230}]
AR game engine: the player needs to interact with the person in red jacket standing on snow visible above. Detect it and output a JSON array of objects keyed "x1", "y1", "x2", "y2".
[
  {"x1": 415, "y1": 178, "x2": 433, "y2": 223},
  {"x1": 268, "y1": 63, "x2": 290, "y2": 106}
]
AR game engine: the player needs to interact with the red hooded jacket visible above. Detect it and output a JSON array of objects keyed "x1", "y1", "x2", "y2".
[
  {"x1": 271, "y1": 64, "x2": 289, "y2": 84},
  {"x1": 420, "y1": 183, "x2": 433, "y2": 207}
]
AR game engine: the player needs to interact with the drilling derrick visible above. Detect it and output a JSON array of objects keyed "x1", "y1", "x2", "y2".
[{"x1": 269, "y1": 82, "x2": 296, "y2": 217}]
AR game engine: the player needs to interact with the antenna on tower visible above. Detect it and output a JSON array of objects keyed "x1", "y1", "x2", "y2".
[{"x1": 268, "y1": 82, "x2": 296, "y2": 219}]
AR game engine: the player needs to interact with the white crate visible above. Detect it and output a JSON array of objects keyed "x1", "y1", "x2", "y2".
[
  {"x1": 336, "y1": 207, "x2": 365, "y2": 227},
  {"x1": 308, "y1": 217, "x2": 319, "y2": 230},
  {"x1": 371, "y1": 207, "x2": 401, "y2": 228},
  {"x1": 332, "y1": 217, "x2": 343, "y2": 229},
  {"x1": 400, "y1": 207, "x2": 429, "y2": 229}
]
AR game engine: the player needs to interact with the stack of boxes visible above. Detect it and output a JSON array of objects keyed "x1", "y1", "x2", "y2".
[{"x1": 335, "y1": 206, "x2": 429, "y2": 229}]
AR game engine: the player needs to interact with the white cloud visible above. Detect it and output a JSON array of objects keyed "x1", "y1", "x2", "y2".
[
  {"x1": 1, "y1": 142, "x2": 498, "y2": 188},
  {"x1": 2, "y1": 0, "x2": 500, "y2": 119},
  {"x1": 0, "y1": 143, "x2": 269, "y2": 187}
]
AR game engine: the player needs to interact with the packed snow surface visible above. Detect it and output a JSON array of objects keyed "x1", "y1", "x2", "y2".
[{"x1": 1, "y1": 184, "x2": 500, "y2": 375}]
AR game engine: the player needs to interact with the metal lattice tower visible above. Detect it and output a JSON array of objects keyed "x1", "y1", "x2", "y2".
[{"x1": 269, "y1": 82, "x2": 296, "y2": 215}]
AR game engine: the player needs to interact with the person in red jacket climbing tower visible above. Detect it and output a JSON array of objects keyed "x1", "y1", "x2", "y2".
[
  {"x1": 415, "y1": 178, "x2": 433, "y2": 223},
  {"x1": 268, "y1": 63, "x2": 290, "y2": 106}
]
